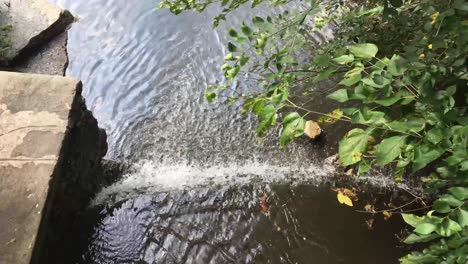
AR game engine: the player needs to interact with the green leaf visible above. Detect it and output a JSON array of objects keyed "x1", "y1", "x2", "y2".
[
  {"x1": 339, "y1": 67, "x2": 363, "y2": 86},
  {"x1": 437, "y1": 194, "x2": 463, "y2": 208},
  {"x1": 226, "y1": 66, "x2": 240, "y2": 80},
  {"x1": 327, "y1": 89, "x2": 349, "y2": 102},
  {"x1": 412, "y1": 144, "x2": 445, "y2": 172},
  {"x1": 333, "y1": 55, "x2": 354, "y2": 65},
  {"x1": 339, "y1": 128, "x2": 372, "y2": 166},
  {"x1": 252, "y1": 16, "x2": 265, "y2": 26},
  {"x1": 228, "y1": 42, "x2": 239, "y2": 52},
  {"x1": 387, "y1": 117, "x2": 425, "y2": 133},
  {"x1": 433, "y1": 199, "x2": 451, "y2": 213},
  {"x1": 351, "y1": 107, "x2": 387, "y2": 125},
  {"x1": 228, "y1": 28, "x2": 238, "y2": 38},
  {"x1": 376, "y1": 136, "x2": 406, "y2": 166},
  {"x1": 456, "y1": 209, "x2": 468, "y2": 227},
  {"x1": 256, "y1": 105, "x2": 277, "y2": 137},
  {"x1": 358, "y1": 160, "x2": 371, "y2": 175},
  {"x1": 426, "y1": 128, "x2": 444, "y2": 145},
  {"x1": 348, "y1": 43, "x2": 378, "y2": 59},
  {"x1": 224, "y1": 53, "x2": 234, "y2": 60},
  {"x1": 205, "y1": 91, "x2": 216, "y2": 103},
  {"x1": 387, "y1": 55, "x2": 407, "y2": 76},
  {"x1": 280, "y1": 112, "x2": 306, "y2": 146},
  {"x1": 241, "y1": 23, "x2": 253, "y2": 36},
  {"x1": 403, "y1": 233, "x2": 439, "y2": 244},
  {"x1": 402, "y1": 214, "x2": 424, "y2": 228},
  {"x1": 448, "y1": 187, "x2": 468, "y2": 200},
  {"x1": 435, "y1": 218, "x2": 462, "y2": 237},
  {"x1": 415, "y1": 223, "x2": 436, "y2": 235},
  {"x1": 239, "y1": 56, "x2": 249, "y2": 66},
  {"x1": 454, "y1": 0, "x2": 468, "y2": 11},
  {"x1": 374, "y1": 95, "x2": 402, "y2": 106}
]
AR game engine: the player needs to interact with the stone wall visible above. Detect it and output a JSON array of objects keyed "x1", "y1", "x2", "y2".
[{"x1": 0, "y1": 72, "x2": 107, "y2": 264}]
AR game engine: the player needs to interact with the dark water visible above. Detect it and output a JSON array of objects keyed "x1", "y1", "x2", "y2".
[{"x1": 49, "y1": 0, "x2": 407, "y2": 263}]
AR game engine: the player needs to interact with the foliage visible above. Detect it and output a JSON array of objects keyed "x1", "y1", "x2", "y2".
[{"x1": 159, "y1": 0, "x2": 468, "y2": 262}]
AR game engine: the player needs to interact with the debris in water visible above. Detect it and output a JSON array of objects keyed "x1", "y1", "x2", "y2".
[
  {"x1": 333, "y1": 188, "x2": 357, "y2": 207},
  {"x1": 382, "y1": 210, "x2": 393, "y2": 220},
  {"x1": 304, "y1": 120, "x2": 321, "y2": 139},
  {"x1": 260, "y1": 192, "x2": 270, "y2": 215},
  {"x1": 366, "y1": 218, "x2": 375, "y2": 230}
]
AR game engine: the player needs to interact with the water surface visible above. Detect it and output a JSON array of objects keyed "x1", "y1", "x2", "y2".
[{"x1": 48, "y1": 0, "x2": 407, "y2": 263}]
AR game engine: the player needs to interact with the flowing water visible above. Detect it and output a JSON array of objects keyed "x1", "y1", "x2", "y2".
[{"x1": 48, "y1": 0, "x2": 408, "y2": 263}]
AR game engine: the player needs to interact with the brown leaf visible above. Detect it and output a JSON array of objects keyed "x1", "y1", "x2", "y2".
[
  {"x1": 366, "y1": 218, "x2": 375, "y2": 230},
  {"x1": 260, "y1": 193, "x2": 270, "y2": 215},
  {"x1": 304, "y1": 120, "x2": 321, "y2": 139}
]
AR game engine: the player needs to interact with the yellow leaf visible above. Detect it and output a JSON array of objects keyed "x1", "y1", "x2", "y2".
[
  {"x1": 383, "y1": 210, "x2": 393, "y2": 220},
  {"x1": 337, "y1": 191, "x2": 353, "y2": 207},
  {"x1": 431, "y1": 12, "x2": 439, "y2": 25}
]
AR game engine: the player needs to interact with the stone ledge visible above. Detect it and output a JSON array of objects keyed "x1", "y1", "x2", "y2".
[{"x1": 0, "y1": 71, "x2": 106, "y2": 264}]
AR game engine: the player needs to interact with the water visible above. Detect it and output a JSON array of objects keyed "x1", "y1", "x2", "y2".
[{"x1": 47, "y1": 0, "x2": 408, "y2": 263}]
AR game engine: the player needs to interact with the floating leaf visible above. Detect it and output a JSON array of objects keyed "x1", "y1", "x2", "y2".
[{"x1": 337, "y1": 191, "x2": 353, "y2": 206}]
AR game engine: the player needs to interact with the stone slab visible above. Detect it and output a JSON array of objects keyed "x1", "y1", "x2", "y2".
[
  {"x1": 0, "y1": 71, "x2": 80, "y2": 264},
  {"x1": 0, "y1": 0, "x2": 73, "y2": 63}
]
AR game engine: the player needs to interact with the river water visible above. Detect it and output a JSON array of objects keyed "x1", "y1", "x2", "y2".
[{"x1": 49, "y1": 0, "x2": 407, "y2": 263}]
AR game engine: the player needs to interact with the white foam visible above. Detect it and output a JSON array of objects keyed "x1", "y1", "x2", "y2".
[
  {"x1": 92, "y1": 159, "x2": 411, "y2": 206},
  {"x1": 91, "y1": 160, "x2": 335, "y2": 206}
]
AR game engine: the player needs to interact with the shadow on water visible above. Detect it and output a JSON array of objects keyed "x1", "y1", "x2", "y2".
[{"x1": 42, "y1": 0, "x2": 413, "y2": 263}]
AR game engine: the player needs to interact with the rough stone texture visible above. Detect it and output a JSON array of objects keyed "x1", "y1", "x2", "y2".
[
  {"x1": 13, "y1": 31, "x2": 69, "y2": 76},
  {"x1": 0, "y1": 0, "x2": 74, "y2": 64},
  {"x1": 0, "y1": 71, "x2": 107, "y2": 264}
]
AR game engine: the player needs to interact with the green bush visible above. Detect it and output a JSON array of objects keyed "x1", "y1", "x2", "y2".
[{"x1": 159, "y1": 0, "x2": 467, "y2": 262}]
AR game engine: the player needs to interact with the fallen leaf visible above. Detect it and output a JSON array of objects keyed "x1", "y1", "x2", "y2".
[
  {"x1": 345, "y1": 168, "x2": 353, "y2": 175},
  {"x1": 383, "y1": 210, "x2": 393, "y2": 220},
  {"x1": 337, "y1": 191, "x2": 353, "y2": 206},
  {"x1": 364, "y1": 204, "x2": 375, "y2": 213},
  {"x1": 304, "y1": 120, "x2": 321, "y2": 139},
  {"x1": 342, "y1": 188, "x2": 357, "y2": 199},
  {"x1": 366, "y1": 218, "x2": 375, "y2": 230},
  {"x1": 260, "y1": 193, "x2": 270, "y2": 215}
]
